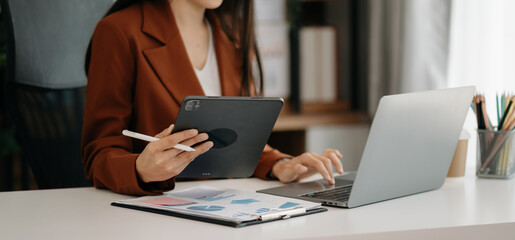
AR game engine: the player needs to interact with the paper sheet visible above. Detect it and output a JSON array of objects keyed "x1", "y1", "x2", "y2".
[{"x1": 115, "y1": 185, "x2": 321, "y2": 223}]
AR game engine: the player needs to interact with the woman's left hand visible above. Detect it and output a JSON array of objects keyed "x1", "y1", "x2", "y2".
[{"x1": 271, "y1": 149, "x2": 344, "y2": 185}]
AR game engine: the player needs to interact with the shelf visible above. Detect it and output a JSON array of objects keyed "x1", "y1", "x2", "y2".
[
  {"x1": 273, "y1": 101, "x2": 370, "y2": 132},
  {"x1": 286, "y1": 0, "x2": 368, "y2": 113},
  {"x1": 273, "y1": 110, "x2": 370, "y2": 131}
]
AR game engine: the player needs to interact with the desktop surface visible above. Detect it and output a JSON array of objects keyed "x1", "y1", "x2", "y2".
[{"x1": 2, "y1": 170, "x2": 515, "y2": 240}]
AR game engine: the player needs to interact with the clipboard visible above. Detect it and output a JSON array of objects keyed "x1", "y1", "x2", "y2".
[
  {"x1": 111, "y1": 185, "x2": 327, "y2": 228},
  {"x1": 111, "y1": 202, "x2": 327, "y2": 227}
]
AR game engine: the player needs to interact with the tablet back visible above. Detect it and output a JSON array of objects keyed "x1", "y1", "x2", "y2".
[{"x1": 173, "y1": 96, "x2": 283, "y2": 178}]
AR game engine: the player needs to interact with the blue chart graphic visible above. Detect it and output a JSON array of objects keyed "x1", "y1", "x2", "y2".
[
  {"x1": 230, "y1": 198, "x2": 260, "y2": 205},
  {"x1": 279, "y1": 202, "x2": 300, "y2": 209},
  {"x1": 255, "y1": 208, "x2": 270, "y2": 214},
  {"x1": 187, "y1": 205, "x2": 225, "y2": 212},
  {"x1": 198, "y1": 194, "x2": 236, "y2": 202}
]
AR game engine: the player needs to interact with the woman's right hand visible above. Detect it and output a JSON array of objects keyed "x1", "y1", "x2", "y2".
[{"x1": 135, "y1": 124, "x2": 213, "y2": 183}]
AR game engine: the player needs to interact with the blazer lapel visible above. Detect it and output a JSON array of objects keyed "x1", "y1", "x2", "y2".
[
  {"x1": 141, "y1": 1, "x2": 204, "y2": 105},
  {"x1": 141, "y1": 2, "x2": 244, "y2": 104}
]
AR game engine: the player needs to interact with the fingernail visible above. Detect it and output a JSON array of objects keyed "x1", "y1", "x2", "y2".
[{"x1": 190, "y1": 129, "x2": 198, "y2": 135}]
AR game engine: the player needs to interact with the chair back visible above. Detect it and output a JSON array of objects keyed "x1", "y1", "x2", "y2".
[{"x1": 1, "y1": 0, "x2": 114, "y2": 189}]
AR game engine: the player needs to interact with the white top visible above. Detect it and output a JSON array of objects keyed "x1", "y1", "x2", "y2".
[
  {"x1": 2, "y1": 169, "x2": 515, "y2": 239},
  {"x1": 194, "y1": 21, "x2": 221, "y2": 96}
]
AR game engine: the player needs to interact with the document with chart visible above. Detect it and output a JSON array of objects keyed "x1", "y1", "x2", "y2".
[{"x1": 112, "y1": 185, "x2": 326, "y2": 227}]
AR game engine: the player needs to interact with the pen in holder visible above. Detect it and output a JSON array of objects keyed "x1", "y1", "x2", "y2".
[{"x1": 477, "y1": 129, "x2": 515, "y2": 179}]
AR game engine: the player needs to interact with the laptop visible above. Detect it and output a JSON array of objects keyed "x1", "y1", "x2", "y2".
[{"x1": 258, "y1": 86, "x2": 475, "y2": 208}]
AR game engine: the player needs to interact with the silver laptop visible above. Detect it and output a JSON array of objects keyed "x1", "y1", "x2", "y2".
[{"x1": 258, "y1": 86, "x2": 475, "y2": 208}]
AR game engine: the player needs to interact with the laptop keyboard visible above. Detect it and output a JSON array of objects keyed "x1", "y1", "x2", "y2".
[{"x1": 299, "y1": 185, "x2": 353, "y2": 202}]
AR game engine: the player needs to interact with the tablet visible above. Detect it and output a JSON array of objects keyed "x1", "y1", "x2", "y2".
[{"x1": 172, "y1": 96, "x2": 284, "y2": 178}]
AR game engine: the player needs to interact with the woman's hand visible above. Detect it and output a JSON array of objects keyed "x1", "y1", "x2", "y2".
[
  {"x1": 135, "y1": 124, "x2": 213, "y2": 183},
  {"x1": 271, "y1": 149, "x2": 344, "y2": 185}
]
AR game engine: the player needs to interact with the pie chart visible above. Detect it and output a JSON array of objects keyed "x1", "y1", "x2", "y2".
[{"x1": 187, "y1": 205, "x2": 225, "y2": 212}]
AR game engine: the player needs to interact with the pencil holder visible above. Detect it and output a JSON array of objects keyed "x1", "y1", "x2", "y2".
[{"x1": 476, "y1": 129, "x2": 515, "y2": 179}]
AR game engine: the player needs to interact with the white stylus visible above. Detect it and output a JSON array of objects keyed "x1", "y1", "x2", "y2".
[{"x1": 122, "y1": 130, "x2": 196, "y2": 152}]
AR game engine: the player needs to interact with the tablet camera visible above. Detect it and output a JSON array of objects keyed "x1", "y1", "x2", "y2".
[
  {"x1": 207, "y1": 128, "x2": 238, "y2": 148},
  {"x1": 185, "y1": 100, "x2": 200, "y2": 111}
]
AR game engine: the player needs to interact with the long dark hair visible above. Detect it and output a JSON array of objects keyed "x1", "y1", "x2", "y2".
[{"x1": 84, "y1": 0, "x2": 263, "y2": 96}]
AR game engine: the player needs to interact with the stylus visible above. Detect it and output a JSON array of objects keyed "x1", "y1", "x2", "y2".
[{"x1": 122, "y1": 130, "x2": 196, "y2": 152}]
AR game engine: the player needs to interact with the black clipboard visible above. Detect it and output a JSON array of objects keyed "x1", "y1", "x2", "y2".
[{"x1": 111, "y1": 202, "x2": 327, "y2": 228}]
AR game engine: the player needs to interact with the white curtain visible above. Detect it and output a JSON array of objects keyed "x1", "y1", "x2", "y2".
[
  {"x1": 368, "y1": 0, "x2": 515, "y2": 168},
  {"x1": 447, "y1": 0, "x2": 515, "y2": 168},
  {"x1": 401, "y1": 0, "x2": 451, "y2": 93},
  {"x1": 367, "y1": 0, "x2": 404, "y2": 116},
  {"x1": 448, "y1": 0, "x2": 515, "y2": 126},
  {"x1": 367, "y1": 0, "x2": 452, "y2": 116},
  {"x1": 448, "y1": 0, "x2": 515, "y2": 92}
]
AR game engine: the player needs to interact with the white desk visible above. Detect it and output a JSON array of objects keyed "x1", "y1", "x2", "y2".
[{"x1": 2, "y1": 172, "x2": 515, "y2": 240}]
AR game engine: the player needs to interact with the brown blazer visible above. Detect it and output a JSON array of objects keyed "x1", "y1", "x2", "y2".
[{"x1": 81, "y1": 1, "x2": 291, "y2": 195}]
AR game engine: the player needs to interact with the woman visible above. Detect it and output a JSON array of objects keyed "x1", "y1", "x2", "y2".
[{"x1": 82, "y1": 0, "x2": 343, "y2": 195}]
